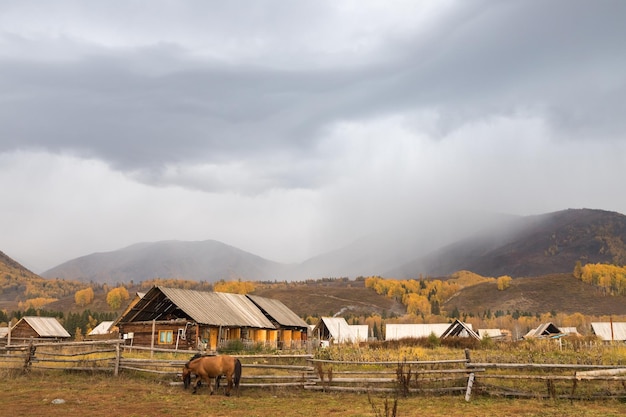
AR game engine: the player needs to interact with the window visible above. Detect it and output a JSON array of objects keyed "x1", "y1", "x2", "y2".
[{"x1": 158, "y1": 330, "x2": 173, "y2": 344}]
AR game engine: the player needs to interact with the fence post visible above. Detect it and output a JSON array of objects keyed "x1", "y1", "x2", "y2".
[
  {"x1": 23, "y1": 338, "x2": 36, "y2": 374},
  {"x1": 465, "y1": 372, "x2": 475, "y2": 402},
  {"x1": 464, "y1": 348, "x2": 474, "y2": 402},
  {"x1": 114, "y1": 341, "x2": 120, "y2": 377}
]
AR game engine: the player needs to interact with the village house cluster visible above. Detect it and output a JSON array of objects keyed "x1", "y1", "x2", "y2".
[{"x1": 2, "y1": 286, "x2": 626, "y2": 348}]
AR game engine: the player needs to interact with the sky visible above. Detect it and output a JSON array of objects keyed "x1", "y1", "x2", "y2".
[{"x1": 1, "y1": 0, "x2": 625, "y2": 273}]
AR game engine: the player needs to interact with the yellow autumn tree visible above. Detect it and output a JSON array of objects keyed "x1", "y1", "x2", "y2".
[
  {"x1": 74, "y1": 287, "x2": 95, "y2": 306},
  {"x1": 106, "y1": 286, "x2": 130, "y2": 309},
  {"x1": 213, "y1": 279, "x2": 255, "y2": 294},
  {"x1": 18, "y1": 297, "x2": 57, "y2": 309},
  {"x1": 496, "y1": 275, "x2": 512, "y2": 291},
  {"x1": 403, "y1": 293, "x2": 431, "y2": 316},
  {"x1": 577, "y1": 263, "x2": 626, "y2": 295}
]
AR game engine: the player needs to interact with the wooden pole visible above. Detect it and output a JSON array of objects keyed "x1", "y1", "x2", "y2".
[
  {"x1": 464, "y1": 348, "x2": 474, "y2": 401},
  {"x1": 114, "y1": 342, "x2": 120, "y2": 377},
  {"x1": 151, "y1": 319, "x2": 156, "y2": 359},
  {"x1": 464, "y1": 348, "x2": 472, "y2": 364},
  {"x1": 465, "y1": 372, "x2": 475, "y2": 402}
]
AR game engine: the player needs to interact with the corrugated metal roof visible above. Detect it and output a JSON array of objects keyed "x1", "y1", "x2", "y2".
[
  {"x1": 20, "y1": 317, "x2": 71, "y2": 338},
  {"x1": 88, "y1": 321, "x2": 114, "y2": 335},
  {"x1": 591, "y1": 322, "x2": 626, "y2": 341},
  {"x1": 385, "y1": 323, "x2": 451, "y2": 340},
  {"x1": 478, "y1": 329, "x2": 503, "y2": 339},
  {"x1": 246, "y1": 295, "x2": 308, "y2": 328},
  {"x1": 156, "y1": 287, "x2": 276, "y2": 328},
  {"x1": 313, "y1": 317, "x2": 357, "y2": 343},
  {"x1": 559, "y1": 327, "x2": 579, "y2": 335},
  {"x1": 349, "y1": 324, "x2": 369, "y2": 342}
]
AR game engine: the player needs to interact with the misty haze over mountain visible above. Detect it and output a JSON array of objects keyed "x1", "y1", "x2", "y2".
[{"x1": 39, "y1": 209, "x2": 626, "y2": 284}]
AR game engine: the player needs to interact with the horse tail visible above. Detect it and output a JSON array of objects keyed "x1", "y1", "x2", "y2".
[{"x1": 234, "y1": 358, "x2": 242, "y2": 390}]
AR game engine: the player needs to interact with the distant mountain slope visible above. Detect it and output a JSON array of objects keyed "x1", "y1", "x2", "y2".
[
  {"x1": 41, "y1": 240, "x2": 290, "y2": 284},
  {"x1": 39, "y1": 208, "x2": 626, "y2": 284},
  {"x1": 0, "y1": 250, "x2": 35, "y2": 275},
  {"x1": 0, "y1": 250, "x2": 86, "y2": 310},
  {"x1": 293, "y1": 210, "x2": 519, "y2": 279},
  {"x1": 1, "y1": 251, "x2": 41, "y2": 296},
  {"x1": 443, "y1": 273, "x2": 626, "y2": 318},
  {"x1": 392, "y1": 209, "x2": 626, "y2": 278}
]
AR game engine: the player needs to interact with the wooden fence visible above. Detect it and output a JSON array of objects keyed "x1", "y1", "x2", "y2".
[{"x1": 1, "y1": 340, "x2": 625, "y2": 400}]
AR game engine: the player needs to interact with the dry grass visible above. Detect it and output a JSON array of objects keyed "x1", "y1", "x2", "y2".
[{"x1": 2, "y1": 371, "x2": 626, "y2": 417}]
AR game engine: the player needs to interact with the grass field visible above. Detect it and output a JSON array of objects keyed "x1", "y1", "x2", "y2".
[{"x1": 2, "y1": 371, "x2": 626, "y2": 417}]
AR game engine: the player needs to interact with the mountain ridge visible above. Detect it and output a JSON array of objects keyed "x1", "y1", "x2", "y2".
[
  {"x1": 42, "y1": 239, "x2": 289, "y2": 283},
  {"x1": 24, "y1": 208, "x2": 626, "y2": 284},
  {"x1": 392, "y1": 208, "x2": 626, "y2": 278}
]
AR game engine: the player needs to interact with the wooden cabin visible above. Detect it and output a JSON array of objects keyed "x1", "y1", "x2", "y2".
[
  {"x1": 115, "y1": 286, "x2": 307, "y2": 351},
  {"x1": 9, "y1": 316, "x2": 71, "y2": 342}
]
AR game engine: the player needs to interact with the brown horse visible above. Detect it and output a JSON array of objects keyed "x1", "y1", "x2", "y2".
[{"x1": 182, "y1": 354, "x2": 242, "y2": 396}]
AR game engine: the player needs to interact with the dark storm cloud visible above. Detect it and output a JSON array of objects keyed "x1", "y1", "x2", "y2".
[
  {"x1": 363, "y1": 0, "x2": 626, "y2": 140},
  {"x1": 0, "y1": 44, "x2": 365, "y2": 188},
  {"x1": 2, "y1": 0, "x2": 626, "y2": 272},
  {"x1": 1, "y1": 0, "x2": 624, "y2": 194}
]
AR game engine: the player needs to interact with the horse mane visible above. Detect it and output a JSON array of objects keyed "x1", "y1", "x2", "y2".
[{"x1": 186, "y1": 353, "x2": 203, "y2": 367}]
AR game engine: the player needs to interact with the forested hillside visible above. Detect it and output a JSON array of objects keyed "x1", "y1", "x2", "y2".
[
  {"x1": 4, "y1": 244, "x2": 626, "y2": 342},
  {"x1": 0, "y1": 250, "x2": 87, "y2": 310},
  {"x1": 392, "y1": 209, "x2": 626, "y2": 278}
]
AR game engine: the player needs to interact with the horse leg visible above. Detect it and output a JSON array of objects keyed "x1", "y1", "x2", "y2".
[
  {"x1": 193, "y1": 375, "x2": 207, "y2": 394},
  {"x1": 225, "y1": 374, "x2": 233, "y2": 396},
  {"x1": 192, "y1": 377, "x2": 200, "y2": 394}
]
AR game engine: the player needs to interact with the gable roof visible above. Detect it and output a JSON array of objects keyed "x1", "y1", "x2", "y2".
[
  {"x1": 117, "y1": 287, "x2": 275, "y2": 329},
  {"x1": 524, "y1": 322, "x2": 563, "y2": 339},
  {"x1": 88, "y1": 321, "x2": 114, "y2": 336},
  {"x1": 591, "y1": 322, "x2": 626, "y2": 341},
  {"x1": 246, "y1": 294, "x2": 308, "y2": 329},
  {"x1": 441, "y1": 320, "x2": 480, "y2": 339},
  {"x1": 15, "y1": 316, "x2": 71, "y2": 338},
  {"x1": 313, "y1": 317, "x2": 357, "y2": 343}
]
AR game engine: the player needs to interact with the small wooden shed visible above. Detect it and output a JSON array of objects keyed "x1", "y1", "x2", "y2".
[
  {"x1": 312, "y1": 317, "x2": 364, "y2": 344},
  {"x1": 523, "y1": 322, "x2": 563, "y2": 339},
  {"x1": 441, "y1": 320, "x2": 480, "y2": 339},
  {"x1": 10, "y1": 316, "x2": 71, "y2": 342}
]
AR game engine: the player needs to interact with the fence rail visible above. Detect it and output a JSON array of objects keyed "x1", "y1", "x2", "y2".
[{"x1": 1, "y1": 341, "x2": 626, "y2": 400}]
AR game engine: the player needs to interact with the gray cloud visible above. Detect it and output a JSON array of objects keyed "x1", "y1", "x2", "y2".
[{"x1": 1, "y1": 0, "x2": 625, "y2": 271}]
